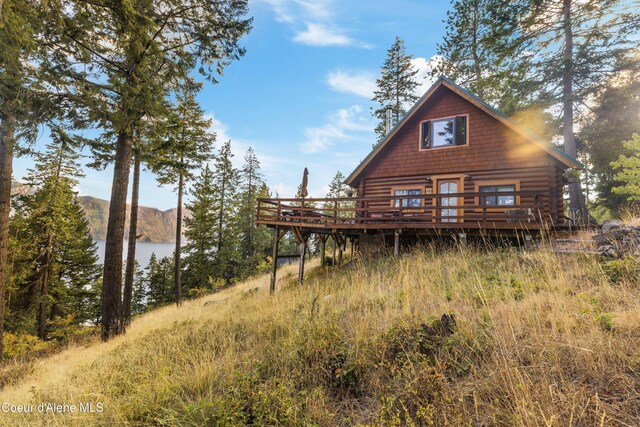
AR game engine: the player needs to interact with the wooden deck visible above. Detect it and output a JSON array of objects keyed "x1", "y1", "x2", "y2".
[{"x1": 256, "y1": 190, "x2": 551, "y2": 234}]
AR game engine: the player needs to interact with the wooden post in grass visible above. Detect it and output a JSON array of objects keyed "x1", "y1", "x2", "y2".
[
  {"x1": 270, "y1": 226, "x2": 281, "y2": 294},
  {"x1": 292, "y1": 227, "x2": 307, "y2": 285},
  {"x1": 394, "y1": 229, "x2": 401, "y2": 256},
  {"x1": 320, "y1": 234, "x2": 327, "y2": 268}
]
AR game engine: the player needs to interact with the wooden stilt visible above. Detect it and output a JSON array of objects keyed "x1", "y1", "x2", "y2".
[
  {"x1": 320, "y1": 235, "x2": 327, "y2": 268},
  {"x1": 332, "y1": 235, "x2": 337, "y2": 267},
  {"x1": 350, "y1": 238, "x2": 354, "y2": 258},
  {"x1": 270, "y1": 227, "x2": 281, "y2": 294},
  {"x1": 394, "y1": 229, "x2": 400, "y2": 256},
  {"x1": 298, "y1": 239, "x2": 307, "y2": 284}
]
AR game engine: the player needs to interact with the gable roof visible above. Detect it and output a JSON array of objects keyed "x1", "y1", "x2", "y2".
[{"x1": 345, "y1": 76, "x2": 582, "y2": 186}]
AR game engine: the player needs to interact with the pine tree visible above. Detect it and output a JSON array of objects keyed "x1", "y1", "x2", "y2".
[
  {"x1": 372, "y1": 37, "x2": 420, "y2": 143},
  {"x1": 237, "y1": 148, "x2": 270, "y2": 276},
  {"x1": 183, "y1": 166, "x2": 219, "y2": 291},
  {"x1": 432, "y1": 0, "x2": 536, "y2": 115},
  {"x1": 47, "y1": 0, "x2": 252, "y2": 340},
  {"x1": 145, "y1": 254, "x2": 175, "y2": 308},
  {"x1": 579, "y1": 65, "x2": 640, "y2": 212},
  {"x1": 210, "y1": 141, "x2": 241, "y2": 285},
  {"x1": 9, "y1": 130, "x2": 100, "y2": 339},
  {"x1": 519, "y1": 0, "x2": 640, "y2": 219},
  {"x1": 611, "y1": 133, "x2": 640, "y2": 201},
  {"x1": 148, "y1": 86, "x2": 215, "y2": 307},
  {"x1": 130, "y1": 261, "x2": 147, "y2": 316}
]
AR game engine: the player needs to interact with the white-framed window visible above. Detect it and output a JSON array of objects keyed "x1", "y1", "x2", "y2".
[{"x1": 392, "y1": 188, "x2": 422, "y2": 208}]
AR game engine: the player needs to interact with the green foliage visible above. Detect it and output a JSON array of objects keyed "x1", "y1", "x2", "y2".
[
  {"x1": 372, "y1": 36, "x2": 420, "y2": 143},
  {"x1": 145, "y1": 254, "x2": 175, "y2": 308},
  {"x1": 7, "y1": 133, "x2": 101, "y2": 339},
  {"x1": 580, "y1": 70, "x2": 640, "y2": 211},
  {"x1": 601, "y1": 256, "x2": 640, "y2": 284},
  {"x1": 432, "y1": 0, "x2": 535, "y2": 115},
  {"x1": 611, "y1": 133, "x2": 640, "y2": 201}
]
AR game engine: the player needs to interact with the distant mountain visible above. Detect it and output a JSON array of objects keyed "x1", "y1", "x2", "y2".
[{"x1": 11, "y1": 181, "x2": 185, "y2": 243}]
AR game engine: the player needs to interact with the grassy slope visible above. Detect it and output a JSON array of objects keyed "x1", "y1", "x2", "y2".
[{"x1": 1, "y1": 248, "x2": 639, "y2": 426}]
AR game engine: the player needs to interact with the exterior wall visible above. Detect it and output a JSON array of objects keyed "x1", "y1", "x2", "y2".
[{"x1": 355, "y1": 86, "x2": 568, "y2": 224}]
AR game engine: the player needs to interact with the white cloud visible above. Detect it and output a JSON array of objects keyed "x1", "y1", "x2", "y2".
[
  {"x1": 255, "y1": 0, "x2": 369, "y2": 48},
  {"x1": 412, "y1": 55, "x2": 443, "y2": 95},
  {"x1": 327, "y1": 69, "x2": 377, "y2": 98},
  {"x1": 293, "y1": 23, "x2": 355, "y2": 47},
  {"x1": 300, "y1": 105, "x2": 372, "y2": 154}
]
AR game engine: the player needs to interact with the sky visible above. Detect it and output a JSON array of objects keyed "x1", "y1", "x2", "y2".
[{"x1": 13, "y1": 0, "x2": 451, "y2": 210}]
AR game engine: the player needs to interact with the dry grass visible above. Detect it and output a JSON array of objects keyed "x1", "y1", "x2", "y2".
[{"x1": 0, "y1": 247, "x2": 639, "y2": 426}]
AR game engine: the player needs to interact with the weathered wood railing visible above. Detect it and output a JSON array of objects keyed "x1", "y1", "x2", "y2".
[{"x1": 256, "y1": 191, "x2": 548, "y2": 229}]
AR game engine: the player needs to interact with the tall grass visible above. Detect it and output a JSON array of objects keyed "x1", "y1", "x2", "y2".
[{"x1": 1, "y1": 246, "x2": 639, "y2": 426}]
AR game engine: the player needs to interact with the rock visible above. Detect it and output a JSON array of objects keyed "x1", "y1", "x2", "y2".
[
  {"x1": 597, "y1": 245, "x2": 619, "y2": 258},
  {"x1": 602, "y1": 220, "x2": 623, "y2": 233}
]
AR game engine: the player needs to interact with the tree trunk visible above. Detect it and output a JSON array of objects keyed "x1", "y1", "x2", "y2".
[
  {"x1": 37, "y1": 240, "x2": 53, "y2": 340},
  {"x1": 0, "y1": 113, "x2": 16, "y2": 357},
  {"x1": 471, "y1": 0, "x2": 484, "y2": 97},
  {"x1": 101, "y1": 131, "x2": 133, "y2": 341},
  {"x1": 562, "y1": 0, "x2": 587, "y2": 221},
  {"x1": 174, "y1": 171, "x2": 183, "y2": 306},
  {"x1": 122, "y1": 149, "x2": 140, "y2": 326}
]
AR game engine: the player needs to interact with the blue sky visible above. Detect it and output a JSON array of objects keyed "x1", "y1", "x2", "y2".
[{"x1": 14, "y1": 0, "x2": 450, "y2": 210}]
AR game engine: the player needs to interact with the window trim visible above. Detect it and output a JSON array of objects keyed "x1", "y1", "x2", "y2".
[
  {"x1": 474, "y1": 180, "x2": 520, "y2": 212},
  {"x1": 390, "y1": 185, "x2": 425, "y2": 212},
  {"x1": 419, "y1": 114, "x2": 469, "y2": 151},
  {"x1": 431, "y1": 174, "x2": 465, "y2": 223}
]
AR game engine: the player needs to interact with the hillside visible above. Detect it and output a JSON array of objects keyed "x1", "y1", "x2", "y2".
[
  {"x1": 0, "y1": 247, "x2": 639, "y2": 426},
  {"x1": 78, "y1": 196, "x2": 184, "y2": 243},
  {"x1": 11, "y1": 181, "x2": 182, "y2": 243}
]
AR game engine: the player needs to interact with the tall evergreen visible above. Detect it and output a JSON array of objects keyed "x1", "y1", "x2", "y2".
[
  {"x1": 372, "y1": 37, "x2": 420, "y2": 143},
  {"x1": 48, "y1": 0, "x2": 252, "y2": 340},
  {"x1": 519, "y1": 0, "x2": 640, "y2": 218},
  {"x1": 211, "y1": 141, "x2": 241, "y2": 284},
  {"x1": 432, "y1": 0, "x2": 535, "y2": 115},
  {"x1": 183, "y1": 165, "x2": 218, "y2": 290},
  {"x1": 579, "y1": 65, "x2": 640, "y2": 212},
  {"x1": 148, "y1": 86, "x2": 215, "y2": 307},
  {"x1": 238, "y1": 148, "x2": 270, "y2": 275},
  {"x1": 9, "y1": 130, "x2": 100, "y2": 338}
]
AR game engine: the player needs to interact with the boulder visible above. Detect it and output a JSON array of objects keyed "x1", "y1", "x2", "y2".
[{"x1": 593, "y1": 222, "x2": 640, "y2": 258}]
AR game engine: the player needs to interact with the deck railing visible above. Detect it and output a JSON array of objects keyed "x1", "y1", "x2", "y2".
[{"x1": 256, "y1": 191, "x2": 548, "y2": 229}]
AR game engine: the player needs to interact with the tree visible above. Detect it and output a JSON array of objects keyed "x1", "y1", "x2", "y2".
[
  {"x1": 148, "y1": 86, "x2": 215, "y2": 307},
  {"x1": 183, "y1": 166, "x2": 218, "y2": 291},
  {"x1": 579, "y1": 65, "x2": 640, "y2": 212},
  {"x1": 432, "y1": 0, "x2": 536, "y2": 115},
  {"x1": 519, "y1": 0, "x2": 640, "y2": 219},
  {"x1": 49, "y1": 0, "x2": 251, "y2": 340},
  {"x1": 210, "y1": 141, "x2": 241, "y2": 285},
  {"x1": 237, "y1": 148, "x2": 270, "y2": 276},
  {"x1": 0, "y1": 0, "x2": 45, "y2": 358},
  {"x1": 145, "y1": 254, "x2": 174, "y2": 308},
  {"x1": 372, "y1": 36, "x2": 420, "y2": 143},
  {"x1": 611, "y1": 134, "x2": 640, "y2": 201},
  {"x1": 9, "y1": 130, "x2": 100, "y2": 338}
]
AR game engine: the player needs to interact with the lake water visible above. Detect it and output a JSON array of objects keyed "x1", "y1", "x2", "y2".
[{"x1": 95, "y1": 240, "x2": 177, "y2": 269}]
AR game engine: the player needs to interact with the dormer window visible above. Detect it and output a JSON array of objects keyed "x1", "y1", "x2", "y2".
[{"x1": 420, "y1": 115, "x2": 467, "y2": 149}]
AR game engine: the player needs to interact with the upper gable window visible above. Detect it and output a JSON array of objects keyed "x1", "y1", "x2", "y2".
[{"x1": 420, "y1": 116, "x2": 467, "y2": 149}]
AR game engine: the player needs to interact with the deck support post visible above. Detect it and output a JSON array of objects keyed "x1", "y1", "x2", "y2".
[
  {"x1": 298, "y1": 239, "x2": 307, "y2": 285},
  {"x1": 394, "y1": 229, "x2": 401, "y2": 256},
  {"x1": 458, "y1": 232, "x2": 467, "y2": 245},
  {"x1": 332, "y1": 235, "x2": 337, "y2": 267},
  {"x1": 320, "y1": 234, "x2": 327, "y2": 268},
  {"x1": 270, "y1": 227, "x2": 281, "y2": 294}
]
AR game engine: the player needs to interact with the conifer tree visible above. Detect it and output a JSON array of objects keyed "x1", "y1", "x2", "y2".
[
  {"x1": 372, "y1": 37, "x2": 420, "y2": 143},
  {"x1": 148, "y1": 86, "x2": 215, "y2": 306},
  {"x1": 211, "y1": 141, "x2": 241, "y2": 284},
  {"x1": 48, "y1": 0, "x2": 252, "y2": 340},
  {"x1": 183, "y1": 166, "x2": 218, "y2": 290},
  {"x1": 432, "y1": 0, "x2": 535, "y2": 115},
  {"x1": 238, "y1": 148, "x2": 270, "y2": 275},
  {"x1": 519, "y1": 0, "x2": 639, "y2": 218},
  {"x1": 10, "y1": 129, "x2": 100, "y2": 338}
]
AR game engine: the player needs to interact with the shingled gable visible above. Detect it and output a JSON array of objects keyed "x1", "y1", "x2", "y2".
[{"x1": 345, "y1": 76, "x2": 581, "y2": 186}]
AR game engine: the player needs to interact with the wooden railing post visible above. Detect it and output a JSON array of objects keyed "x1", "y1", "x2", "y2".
[
  {"x1": 270, "y1": 226, "x2": 280, "y2": 294},
  {"x1": 334, "y1": 200, "x2": 338, "y2": 224}
]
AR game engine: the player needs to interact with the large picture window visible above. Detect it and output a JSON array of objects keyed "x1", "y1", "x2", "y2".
[
  {"x1": 479, "y1": 184, "x2": 516, "y2": 207},
  {"x1": 421, "y1": 116, "x2": 467, "y2": 149},
  {"x1": 392, "y1": 188, "x2": 423, "y2": 208}
]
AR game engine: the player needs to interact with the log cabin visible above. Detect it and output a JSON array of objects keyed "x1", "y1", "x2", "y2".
[{"x1": 256, "y1": 77, "x2": 582, "y2": 287}]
